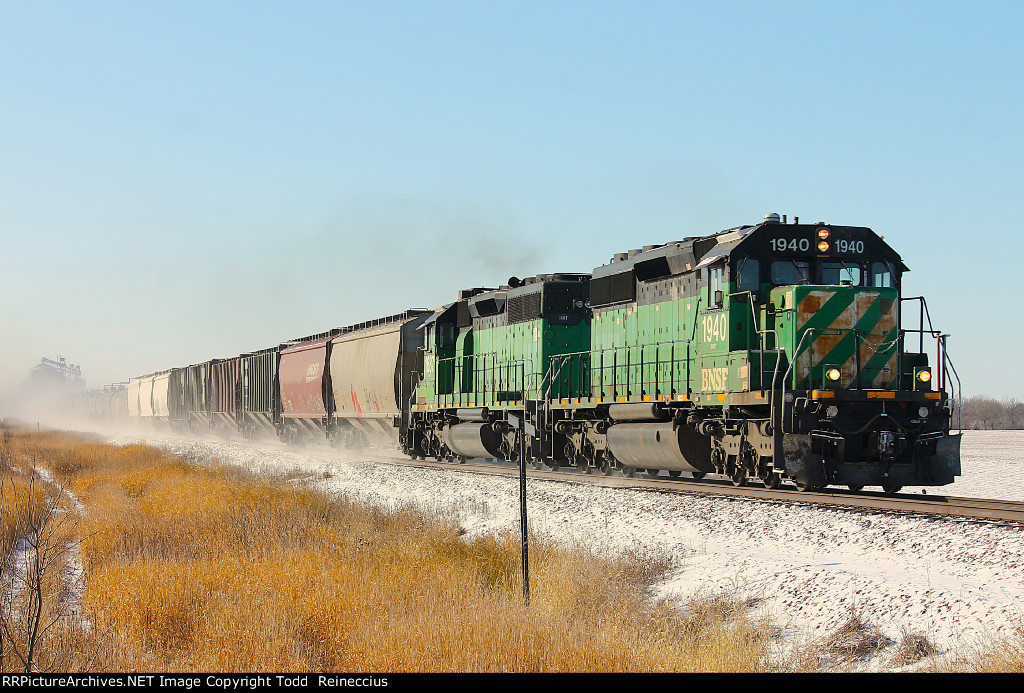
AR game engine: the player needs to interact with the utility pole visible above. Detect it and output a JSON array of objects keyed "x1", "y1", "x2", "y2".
[{"x1": 509, "y1": 410, "x2": 535, "y2": 603}]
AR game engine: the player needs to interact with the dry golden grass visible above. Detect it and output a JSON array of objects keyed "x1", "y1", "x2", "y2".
[
  {"x1": 12, "y1": 426, "x2": 1024, "y2": 672},
  {"x1": 1, "y1": 472, "x2": 50, "y2": 559},
  {"x1": 23, "y1": 426, "x2": 1024, "y2": 673},
  {"x1": 1, "y1": 428, "x2": 780, "y2": 672},
  {"x1": 957, "y1": 623, "x2": 1024, "y2": 672}
]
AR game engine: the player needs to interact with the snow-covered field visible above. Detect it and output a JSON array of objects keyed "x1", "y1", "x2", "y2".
[{"x1": 107, "y1": 429, "x2": 1024, "y2": 671}]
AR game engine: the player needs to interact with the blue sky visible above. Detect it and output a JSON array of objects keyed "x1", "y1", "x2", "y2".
[{"x1": 1, "y1": 1, "x2": 1021, "y2": 397}]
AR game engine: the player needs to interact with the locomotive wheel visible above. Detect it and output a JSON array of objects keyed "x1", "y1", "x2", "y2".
[
  {"x1": 691, "y1": 472, "x2": 706, "y2": 480},
  {"x1": 795, "y1": 480, "x2": 819, "y2": 492},
  {"x1": 763, "y1": 473, "x2": 782, "y2": 490},
  {"x1": 882, "y1": 484, "x2": 903, "y2": 495},
  {"x1": 601, "y1": 459, "x2": 613, "y2": 476},
  {"x1": 622, "y1": 466, "x2": 636, "y2": 478},
  {"x1": 547, "y1": 461, "x2": 561, "y2": 472}
]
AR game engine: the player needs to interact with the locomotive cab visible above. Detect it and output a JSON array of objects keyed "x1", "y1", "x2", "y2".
[{"x1": 724, "y1": 218, "x2": 960, "y2": 491}]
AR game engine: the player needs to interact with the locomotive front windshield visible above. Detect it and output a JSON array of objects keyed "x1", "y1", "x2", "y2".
[
  {"x1": 765, "y1": 259, "x2": 890, "y2": 288},
  {"x1": 819, "y1": 261, "x2": 862, "y2": 286},
  {"x1": 770, "y1": 260, "x2": 810, "y2": 286}
]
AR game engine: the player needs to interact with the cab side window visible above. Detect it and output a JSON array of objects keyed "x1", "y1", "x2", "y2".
[
  {"x1": 708, "y1": 265, "x2": 724, "y2": 306},
  {"x1": 871, "y1": 261, "x2": 895, "y2": 288},
  {"x1": 735, "y1": 258, "x2": 760, "y2": 292}
]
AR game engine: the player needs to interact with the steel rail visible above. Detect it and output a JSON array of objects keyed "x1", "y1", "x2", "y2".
[{"x1": 376, "y1": 453, "x2": 1024, "y2": 526}]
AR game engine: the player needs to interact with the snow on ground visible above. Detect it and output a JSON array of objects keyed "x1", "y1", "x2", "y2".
[{"x1": 106, "y1": 428, "x2": 1024, "y2": 671}]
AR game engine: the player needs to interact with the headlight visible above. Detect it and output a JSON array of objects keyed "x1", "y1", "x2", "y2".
[
  {"x1": 918, "y1": 406, "x2": 930, "y2": 418},
  {"x1": 913, "y1": 367, "x2": 933, "y2": 391},
  {"x1": 826, "y1": 367, "x2": 841, "y2": 381},
  {"x1": 817, "y1": 228, "x2": 830, "y2": 240},
  {"x1": 817, "y1": 240, "x2": 830, "y2": 252}
]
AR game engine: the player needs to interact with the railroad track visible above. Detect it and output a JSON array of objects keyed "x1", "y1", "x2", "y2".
[{"x1": 388, "y1": 454, "x2": 1024, "y2": 526}]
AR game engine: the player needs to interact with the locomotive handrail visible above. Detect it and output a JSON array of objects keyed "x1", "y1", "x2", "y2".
[
  {"x1": 769, "y1": 323, "x2": 894, "y2": 430},
  {"x1": 730, "y1": 288, "x2": 786, "y2": 392},
  {"x1": 897, "y1": 295, "x2": 959, "y2": 426},
  {"x1": 727, "y1": 290, "x2": 765, "y2": 349},
  {"x1": 431, "y1": 352, "x2": 537, "y2": 408},
  {"x1": 900, "y1": 296, "x2": 935, "y2": 354},
  {"x1": 773, "y1": 327, "x2": 812, "y2": 434},
  {"x1": 544, "y1": 333, "x2": 701, "y2": 402},
  {"x1": 772, "y1": 321, "x2": 962, "y2": 438},
  {"x1": 406, "y1": 369, "x2": 421, "y2": 443},
  {"x1": 940, "y1": 334, "x2": 963, "y2": 431},
  {"x1": 425, "y1": 296, "x2": 953, "y2": 417},
  {"x1": 540, "y1": 297, "x2": 719, "y2": 402}
]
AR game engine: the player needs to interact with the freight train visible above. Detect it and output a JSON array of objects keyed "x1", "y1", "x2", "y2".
[{"x1": 82, "y1": 214, "x2": 961, "y2": 494}]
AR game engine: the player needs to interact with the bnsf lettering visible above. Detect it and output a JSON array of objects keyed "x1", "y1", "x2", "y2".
[
  {"x1": 701, "y1": 367, "x2": 728, "y2": 392},
  {"x1": 305, "y1": 363, "x2": 321, "y2": 383}
]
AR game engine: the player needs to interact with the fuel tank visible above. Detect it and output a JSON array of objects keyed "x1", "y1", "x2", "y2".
[
  {"x1": 442, "y1": 423, "x2": 503, "y2": 460},
  {"x1": 606, "y1": 422, "x2": 714, "y2": 473}
]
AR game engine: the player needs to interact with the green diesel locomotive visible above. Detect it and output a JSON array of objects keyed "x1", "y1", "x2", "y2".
[{"x1": 405, "y1": 213, "x2": 960, "y2": 493}]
